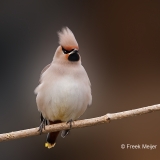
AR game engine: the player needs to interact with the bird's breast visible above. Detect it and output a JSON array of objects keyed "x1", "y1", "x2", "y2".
[{"x1": 38, "y1": 76, "x2": 89, "y2": 121}]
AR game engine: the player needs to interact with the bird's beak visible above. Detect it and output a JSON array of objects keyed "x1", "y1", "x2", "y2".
[
  {"x1": 68, "y1": 49, "x2": 80, "y2": 61},
  {"x1": 69, "y1": 49, "x2": 79, "y2": 55}
]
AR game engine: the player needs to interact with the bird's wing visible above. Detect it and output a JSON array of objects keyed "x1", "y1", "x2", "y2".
[
  {"x1": 34, "y1": 64, "x2": 51, "y2": 94},
  {"x1": 41, "y1": 63, "x2": 51, "y2": 76},
  {"x1": 39, "y1": 63, "x2": 51, "y2": 82}
]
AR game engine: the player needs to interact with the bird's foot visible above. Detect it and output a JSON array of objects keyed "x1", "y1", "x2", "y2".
[
  {"x1": 38, "y1": 118, "x2": 47, "y2": 134},
  {"x1": 38, "y1": 113, "x2": 48, "y2": 134},
  {"x1": 61, "y1": 119, "x2": 73, "y2": 138},
  {"x1": 67, "y1": 119, "x2": 73, "y2": 129}
]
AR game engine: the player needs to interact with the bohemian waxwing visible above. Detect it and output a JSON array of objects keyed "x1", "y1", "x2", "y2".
[{"x1": 34, "y1": 27, "x2": 92, "y2": 148}]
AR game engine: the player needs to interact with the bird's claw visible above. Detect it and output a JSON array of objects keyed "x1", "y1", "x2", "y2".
[
  {"x1": 38, "y1": 118, "x2": 47, "y2": 134},
  {"x1": 66, "y1": 119, "x2": 73, "y2": 129},
  {"x1": 61, "y1": 119, "x2": 73, "y2": 138}
]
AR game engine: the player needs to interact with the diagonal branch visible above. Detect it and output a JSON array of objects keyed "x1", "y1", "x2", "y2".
[{"x1": 0, "y1": 104, "x2": 160, "y2": 142}]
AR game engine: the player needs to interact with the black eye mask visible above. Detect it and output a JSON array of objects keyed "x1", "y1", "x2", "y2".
[{"x1": 62, "y1": 47, "x2": 74, "y2": 54}]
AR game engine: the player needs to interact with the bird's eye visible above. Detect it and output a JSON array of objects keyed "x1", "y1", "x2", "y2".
[
  {"x1": 62, "y1": 47, "x2": 70, "y2": 54},
  {"x1": 62, "y1": 47, "x2": 74, "y2": 54}
]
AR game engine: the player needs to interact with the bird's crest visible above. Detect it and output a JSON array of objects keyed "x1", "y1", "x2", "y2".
[{"x1": 58, "y1": 27, "x2": 79, "y2": 49}]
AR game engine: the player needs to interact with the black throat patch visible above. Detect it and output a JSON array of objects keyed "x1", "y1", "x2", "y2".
[{"x1": 68, "y1": 53, "x2": 80, "y2": 61}]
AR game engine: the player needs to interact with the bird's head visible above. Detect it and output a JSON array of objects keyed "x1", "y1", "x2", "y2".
[{"x1": 53, "y1": 27, "x2": 80, "y2": 63}]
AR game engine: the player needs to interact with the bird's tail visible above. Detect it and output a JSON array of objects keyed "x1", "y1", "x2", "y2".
[{"x1": 45, "y1": 120, "x2": 62, "y2": 149}]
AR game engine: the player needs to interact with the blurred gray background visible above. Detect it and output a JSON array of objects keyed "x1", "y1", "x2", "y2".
[{"x1": 0, "y1": 0, "x2": 160, "y2": 159}]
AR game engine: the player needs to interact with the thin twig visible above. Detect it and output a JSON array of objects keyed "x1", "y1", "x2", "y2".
[{"x1": 0, "y1": 104, "x2": 160, "y2": 142}]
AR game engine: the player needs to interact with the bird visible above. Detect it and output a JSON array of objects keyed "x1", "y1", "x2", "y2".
[{"x1": 34, "y1": 27, "x2": 92, "y2": 149}]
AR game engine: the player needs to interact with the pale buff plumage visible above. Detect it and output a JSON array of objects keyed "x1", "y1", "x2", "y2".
[
  {"x1": 35, "y1": 27, "x2": 92, "y2": 123},
  {"x1": 58, "y1": 27, "x2": 78, "y2": 49}
]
